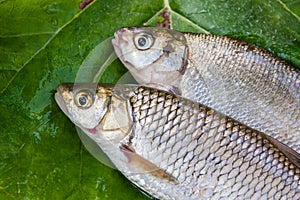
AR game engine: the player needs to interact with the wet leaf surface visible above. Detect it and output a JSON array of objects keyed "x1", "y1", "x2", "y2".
[{"x1": 0, "y1": 0, "x2": 299, "y2": 199}]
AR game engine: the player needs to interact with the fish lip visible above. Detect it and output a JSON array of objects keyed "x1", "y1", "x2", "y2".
[
  {"x1": 55, "y1": 86, "x2": 93, "y2": 132},
  {"x1": 112, "y1": 30, "x2": 124, "y2": 60},
  {"x1": 55, "y1": 83, "x2": 107, "y2": 133},
  {"x1": 57, "y1": 83, "x2": 74, "y2": 92},
  {"x1": 112, "y1": 27, "x2": 133, "y2": 59},
  {"x1": 55, "y1": 84, "x2": 69, "y2": 116},
  {"x1": 112, "y1": 28, "x2": 137, "y2": 71}
]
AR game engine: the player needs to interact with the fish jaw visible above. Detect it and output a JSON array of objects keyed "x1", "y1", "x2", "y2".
[
  {"x1": 55, "y1": 83, "x2": 110, "y2": 129},
  {"x1": 55, "y1": 84, "x2": 70, "y2": 117},
  {"x1": 112, "y1": 27, "x2": 188, "y2": 93},
  {"x1": 112, "y1": 28, "x2": 127, "y2": 67},
  {"x1": 55, "y1": 83, "x2": 180, "y2": 191},
  {"x1": 55, "y1": 83, "x2": 138, "y2": 143},
  {"x1": 55, "y1": 83, "x2": 140, "y2": 171},
  {"x1": 112, "y1": 27, "x2": 162, "y2": 70}
]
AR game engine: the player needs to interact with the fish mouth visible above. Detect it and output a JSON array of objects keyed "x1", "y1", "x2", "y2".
[
  {"x1": 112, "y1": 28, "x2": 131, "y2": 60},
  {"x1": 55, "y1": 84, "x2": 70, "y2": 116},
  {"x1": 55, "y1": 87, "x2": 95, "y2": 133},
  {"x1": 112, "y1": 29, "x2": 122, "y2": 57},
  {"x1": 112, "y1": 28, "x2": 136, "y2": 71}
]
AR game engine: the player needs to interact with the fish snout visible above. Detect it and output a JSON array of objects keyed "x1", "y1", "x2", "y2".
[
  {"x1": 56, "y1": 83, "x2": 67, "y2": 95},
  {"x1": 56, "y1": 83, "x2": 74, "y2": 94},
  {"x1": 112, "y1": 28, "x2": 132, "y2": 59},
  {"x1": 55, "y1": 84, "x2": 70, "y2": 116},
  {"x1": 116, "y1": 27, "x2": 130, "y2": 34},
  {"x1": 112, "y1": 28, "x2": 130, "y2": 46}
]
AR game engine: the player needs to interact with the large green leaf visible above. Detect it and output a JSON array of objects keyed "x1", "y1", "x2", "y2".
[{"x1": 0, "y1": 0, "x2": 299, "y2": 199}]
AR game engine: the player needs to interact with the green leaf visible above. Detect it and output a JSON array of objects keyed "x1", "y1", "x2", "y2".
[{"x1": 0, "y1": 0, "x2": 299, "y2": 199}]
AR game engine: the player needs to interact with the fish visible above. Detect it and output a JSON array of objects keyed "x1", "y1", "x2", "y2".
[
  {"x1": 112, "y1": 27, "x2": 300, "y2": 153},
  {"x1": 55, "y1": 83, "x2": 300, "y2": 200}
]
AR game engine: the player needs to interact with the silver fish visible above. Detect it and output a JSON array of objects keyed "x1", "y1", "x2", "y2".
[
  {"x1": 55, "y1": 83, "x2": 300, "y2": 200},
  {"x1": 112, "y1": 27, "x2": 300, "y2": 153}
]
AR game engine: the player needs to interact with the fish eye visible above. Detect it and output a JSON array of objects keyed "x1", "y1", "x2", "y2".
[
  {"x1": 134, "y1": 32, "x2": 154, "y2": 50},
  {"x1": 75, "y1": 90, "x2": 93, "y2": 109}
]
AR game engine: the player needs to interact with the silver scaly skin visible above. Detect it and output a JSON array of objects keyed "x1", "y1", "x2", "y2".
[
  {"x1": 112, "y1": 27, "x2": 300, "y2": 153},
  {"x1": 55, "y1": 83, "x2": 300, "y2": 200}
]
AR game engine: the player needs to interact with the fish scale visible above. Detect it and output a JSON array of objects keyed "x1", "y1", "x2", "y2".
[
  {"x1": 125, "y1": 86, "x2": 300, "y2": 199},
  {"x1": 113, "y1": 27, "x2": 300, "y2": 153},
  {"x1": 55, "y1": 83, "x2": 300, "y2": 199},
  {"x1": 182, "y1": 33, "x2": 300, "y2": 150}
]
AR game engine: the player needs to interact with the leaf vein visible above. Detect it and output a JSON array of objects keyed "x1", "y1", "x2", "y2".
[
  {"x1": 171, "y1": 10, "x2": 210, "y2": 34},
  {"x1": 0, "y1": 32, "x2": 54, "y2": 38},
  {"x1": 0, "y1": 8, "x2": 88, "y2": 96},
  {"x1": 276, "y1": 0, "x2": 300, "y2": 22}
]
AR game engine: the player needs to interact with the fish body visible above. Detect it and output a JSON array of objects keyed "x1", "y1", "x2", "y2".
[
  {"x1": 55, "y1": 83, "x2": 300, "y2": 200},
  {"x1": 112, "y1": 27, "x2": 300, "y2": 152}
]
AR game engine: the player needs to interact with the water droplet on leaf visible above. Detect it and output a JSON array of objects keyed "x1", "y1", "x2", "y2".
[
  {"x1": 43, "y1": 3, "x2": 60, "y2": 14},
  {"x1": 51, "y1": 17, "x2": 58, "y2": 27}
]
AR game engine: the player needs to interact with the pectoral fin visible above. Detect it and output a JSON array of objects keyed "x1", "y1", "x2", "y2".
[
  {"x1": 266, "y1": 135, "x2": 300, "y2": 169},
  {"x1": 120, "y1": 144, "x2": 178, "y2": 184}
]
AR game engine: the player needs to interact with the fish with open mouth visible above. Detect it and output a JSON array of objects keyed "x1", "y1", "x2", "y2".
[
  {"x1": 55, "y1": 83, "x2": 300, "y2": 200},
  {"x1": 112, "y1": 27, "x2": 300, "y2": 153}
]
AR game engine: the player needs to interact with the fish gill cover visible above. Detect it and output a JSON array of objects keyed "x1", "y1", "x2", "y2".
[{"x1": 0, "y1": 0, "x2": 299, "y2": 199}]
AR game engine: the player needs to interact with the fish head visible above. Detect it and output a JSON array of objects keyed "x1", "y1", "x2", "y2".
[
  {"x1": 55, "y1": 83, "x2": 179, "y2": 184},
  {"x1": 55, "y1": 83, "x2": 135, "y2": 164},
  {"x1": 55, "y1": 83, "x2": 111, "y2": 130},
  {"x1": 112, "y1": 27, "x2": 188, "y2": 93},
  {"x1": 55, "y1": 83, "x2": 143, "y2": 174}
]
